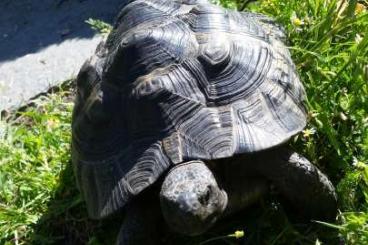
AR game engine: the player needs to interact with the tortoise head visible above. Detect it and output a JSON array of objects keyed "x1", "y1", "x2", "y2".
[{"x1": 160, "y1": 161, "x2": 228, "y2": 236}]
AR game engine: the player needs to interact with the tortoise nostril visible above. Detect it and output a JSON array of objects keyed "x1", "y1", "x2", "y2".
[{"x1": 198, "y1": 185, "x2": 212, "y2": 206}]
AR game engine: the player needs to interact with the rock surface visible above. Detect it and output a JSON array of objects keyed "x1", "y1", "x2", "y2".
[{"x1": 0, "y1": 0, "x2": 122, "y2": 111}]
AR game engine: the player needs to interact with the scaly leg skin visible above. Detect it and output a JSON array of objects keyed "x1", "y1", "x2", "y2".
[
  {"x1": 254, "y1": 147, "x2": 338, "y2": 221},
  {"x1": 116, "y1": 193, "x2": 162, "y2": 245}
]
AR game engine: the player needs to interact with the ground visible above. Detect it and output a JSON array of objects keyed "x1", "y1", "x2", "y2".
[{"x1": 0, "y1": 0, "x2": 121, "y2": 111}]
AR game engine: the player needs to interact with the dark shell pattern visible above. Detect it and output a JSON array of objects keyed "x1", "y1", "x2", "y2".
[{"x1": 72, "y1": 0, "x2": 307, "y2": 219}]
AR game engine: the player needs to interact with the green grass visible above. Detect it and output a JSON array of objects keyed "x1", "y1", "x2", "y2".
[
  {"x1": 85, "y1": 18, "x2": 113, "y2": 36},
  {"x1": 248, "y1": 0, "x2": 368, "y2": 244},
  {"x1": 1, "y1": 0, "x2": 368, "y2": 244}
]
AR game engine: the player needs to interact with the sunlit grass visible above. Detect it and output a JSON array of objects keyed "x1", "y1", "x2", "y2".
[
  {"x1": 247, "y1": 0, "x2": 368, "y2": 243},
  {"x1": 0, "y1": 89, "x2": 74, "y2": 244}
]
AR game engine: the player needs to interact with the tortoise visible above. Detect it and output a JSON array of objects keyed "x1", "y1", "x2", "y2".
[{"x1": 72, "y1": 0, "x2": 337, "y2": 244}]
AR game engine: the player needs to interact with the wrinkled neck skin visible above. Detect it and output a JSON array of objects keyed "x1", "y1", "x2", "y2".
[{"x1": 159, "y1": 161, "x2": 228, "y2": 236}]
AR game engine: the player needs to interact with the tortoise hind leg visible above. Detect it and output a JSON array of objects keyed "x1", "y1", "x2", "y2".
[
  {"x1": 254, "y1": 147, "x2": 337, "y2": 221},
  {"x1": 116, "y1": 193, "x2": 163, "y2": 245}
]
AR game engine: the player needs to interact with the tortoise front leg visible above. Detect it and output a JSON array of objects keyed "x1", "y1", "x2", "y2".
[
  {"x1": 254, "y1": 147, "x2": 337, "y2": 221},
  {"x1": 116, "y1": 193, "x2": 163, "y2": 245}
]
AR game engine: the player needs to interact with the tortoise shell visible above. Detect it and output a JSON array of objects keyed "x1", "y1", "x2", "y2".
[{"x1": 72, "y1": 0, "x2": 307, "y2": 219}]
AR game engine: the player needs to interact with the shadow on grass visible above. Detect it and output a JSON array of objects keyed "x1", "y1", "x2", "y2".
[
  {"x1": 29, "y1": 161, "x2": 121, "y2": 245},
  {"x1": 29, "y1": 160, "x2": 340, "y2": 245},
  {"x1": 0, "y1": 0, "x2": 123, "y2": 63}
]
